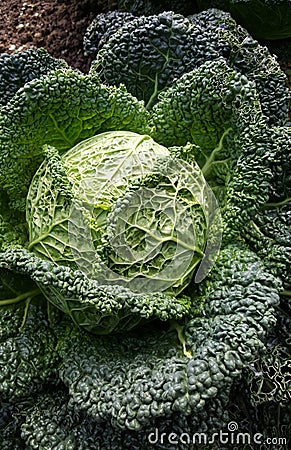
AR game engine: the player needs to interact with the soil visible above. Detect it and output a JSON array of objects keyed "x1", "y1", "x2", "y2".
[{"x1": 0, "y1": 0, "x2": 101, "y2": 72}]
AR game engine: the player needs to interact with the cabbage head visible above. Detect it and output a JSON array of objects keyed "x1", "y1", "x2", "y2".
[{"x1": 27, "y1": 131, "x2": 221, "y2": 295}]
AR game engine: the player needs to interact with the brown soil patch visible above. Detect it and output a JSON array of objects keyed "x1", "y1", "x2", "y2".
[{"x1": 0, "y1": 0, "x2": 100, "y2": 72}]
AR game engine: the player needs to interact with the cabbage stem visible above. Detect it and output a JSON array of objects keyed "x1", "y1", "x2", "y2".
[{"x1": 0, "y1": 288, "x2": 41, "y2": 306}]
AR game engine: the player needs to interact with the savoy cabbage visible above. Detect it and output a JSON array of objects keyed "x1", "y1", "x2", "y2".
[
  {"x1": 0, "y1": 9, "x2": 290, "y2": 448},
  {"x1": 88, "y1": 9, "x2": 290, "y2": 124},
  {"x1": 196, "y1": 0, "x2": 291, "y2": 40}
]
